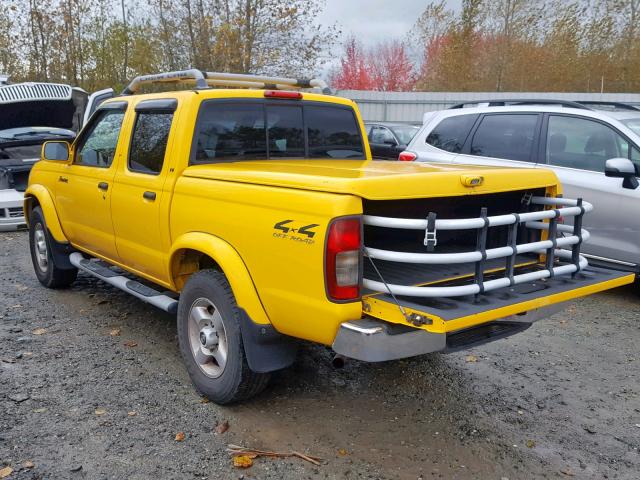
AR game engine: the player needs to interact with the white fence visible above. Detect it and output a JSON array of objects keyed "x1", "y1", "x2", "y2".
[{"x1": 336, "y1": 90, "x2": 640, "y2": 124}]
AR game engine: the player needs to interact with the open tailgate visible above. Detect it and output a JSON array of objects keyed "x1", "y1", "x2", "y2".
[{"x1": 360, "y1": 195, "x2": 634, "y2": 335}]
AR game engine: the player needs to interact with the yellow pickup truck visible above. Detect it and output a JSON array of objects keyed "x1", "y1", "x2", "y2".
[{"x1": 25, "y1": 71, "x2": 633, "y2": 404}]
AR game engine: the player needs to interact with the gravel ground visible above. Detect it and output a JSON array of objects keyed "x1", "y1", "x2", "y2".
[{"x1": 1, "y1": 230, "x2": 639, "y2": 479}]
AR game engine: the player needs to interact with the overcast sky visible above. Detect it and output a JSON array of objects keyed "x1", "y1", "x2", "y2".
[{"x1": 317, "y1": 0, "x2": 461, "y2": 47}]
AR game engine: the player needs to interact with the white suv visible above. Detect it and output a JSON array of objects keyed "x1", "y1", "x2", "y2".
[{"x1": 403, "y1": 100, "x2": 640, "y2": 274}]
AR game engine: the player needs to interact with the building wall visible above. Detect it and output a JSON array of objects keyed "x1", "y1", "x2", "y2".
[{"x1": 336, "y1": 90, "x2": 640, "y2": 124}]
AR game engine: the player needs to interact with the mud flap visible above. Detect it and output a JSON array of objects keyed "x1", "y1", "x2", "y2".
[{"x1": 238, "y1": 309, "x2": 298, "y2": 373}]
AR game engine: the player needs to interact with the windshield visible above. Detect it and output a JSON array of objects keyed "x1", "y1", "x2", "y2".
[
  {"x1": 621, "y1": 118, "x2": 640, "y2": 136},
  {"x1": 390, "y1": 125, "x2": 420, "y2": 145}
]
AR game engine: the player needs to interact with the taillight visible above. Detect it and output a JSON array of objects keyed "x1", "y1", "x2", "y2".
[
  {"x1": 398, "y1": 151, "x2": 417, "y2": 161},
  {"x1": 325, "y1": 217, "x2": 361, "y2": 301},
  {"x1": 264, "y1": 90, "x2": 303, "y2": 99}
]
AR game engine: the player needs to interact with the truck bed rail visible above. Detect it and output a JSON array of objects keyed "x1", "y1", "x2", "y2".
[{"x1": 363, "y1": 196, "x2": 591, "y2": 298}]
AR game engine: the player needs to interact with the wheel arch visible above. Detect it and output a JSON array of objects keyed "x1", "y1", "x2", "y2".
[
  {"x1": 24, "y1": 185, "x2": 68, "y2": 243},
  {"x1": 169, "y1": 232, "x2": 271, "y2": 326}
]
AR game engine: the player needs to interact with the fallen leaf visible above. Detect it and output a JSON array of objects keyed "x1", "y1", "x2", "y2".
[
  {"x1": 465, "y1": 355, "x2": 478, "y2": 363},
  {"x1": 526, "y1": 440, "x2": 535, "y2": 448},
  {"x1": 109, "y1": 328, "x2": 121, "y2": 337},
  {"x1": 337, "y1": 448, "x2": 348, "y2": 456},
  {"x1": 94, "y1": 408, "x2": 106, "y2": 416},
  {"x1": 16, "y1": 285, "x2": 29, "y2": 291},
  {"x1": 199, "y1": 397, "x2": 210, "y2": 404},
  {"x1": 32, "y1": 328, "x2": 46, "y2": 335},
  {"x1": 23, "y1": 460, "x2": 35, "y2": 469},
  {"x1": 233, "y1": 455, "x2": 253, "y2": 468},
  {"x1": 175, "y1": 432, "x2": 185, "y2": 442},
  {"x1": 123, "y1": 341, "x2": 138, "y2": 348},
  {"x1": 127, "y1": 411, "x2": 137, "y2": 417},
  {"x1": 215, "y1": 421, "x2": 229, "y2": 435},
  {"x1": 560, "y1": 467, "x2": 575, "y2": 476},
  {"x1": 33, "y1": 407, "x2": 47, "y2": 413},
  {"x1": 0, "y1": 467, "x2": 12, "y2": 478}
]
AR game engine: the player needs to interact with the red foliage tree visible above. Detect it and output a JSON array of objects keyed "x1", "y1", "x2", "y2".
[
  {"x1": 330, "y1": 38, "x2": 416, "y2": 91},
  {"x1": 368, "y1": 40, "x2": 416, "y2": 91},
  {"x1": 329, "y1": 37, "x2": 372, "y2": 90}
]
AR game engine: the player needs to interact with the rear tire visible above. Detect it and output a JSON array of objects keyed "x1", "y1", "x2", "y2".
[
  {"x1": 29, "y1": 206, "x2": 77, "y2": 288},
  {"x1": 177, "y1": 269, "x2": 270, "y2": 404}
]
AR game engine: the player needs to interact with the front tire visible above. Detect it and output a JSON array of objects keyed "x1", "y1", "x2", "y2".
[
  {"x1": 29, "y1": 206, "x2": 77, "y2": 288},
  {"x1": 177, "y1": 269, "x2": 270, "y2": 404}
]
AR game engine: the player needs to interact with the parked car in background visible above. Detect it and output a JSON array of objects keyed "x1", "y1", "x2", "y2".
[
  {"x1": 365, "y1": 122, "x2": 419, "y2": 159},
  {"x1": 402, "y1": 100, "x2": 640, "y2": 276},
  {"x1": 0, "y1": 77, "x2": 113, "y2": 230}
]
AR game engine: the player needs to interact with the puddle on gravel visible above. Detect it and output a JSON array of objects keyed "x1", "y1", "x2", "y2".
[{"x1": 228, "y1": 356, "x2": 522, "y2": 480}]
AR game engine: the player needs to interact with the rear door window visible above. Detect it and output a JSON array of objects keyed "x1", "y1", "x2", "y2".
[
  {"x1": 192, "y1": 101, "x2": 364, "y2": 163},
  {"x1": 470, "y1": 114, "x2": 538, "y2": 161},
  {"x1": 129, "y1": 112, "x2": 173, "y2": 174},
  {"x1": 426, "y1": 114, "x2": 478, "y2": 153}
]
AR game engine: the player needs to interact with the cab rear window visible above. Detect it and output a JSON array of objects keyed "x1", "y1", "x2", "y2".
[{"x1": 191, "y1": 100, "x2": 365, "y2": 163}]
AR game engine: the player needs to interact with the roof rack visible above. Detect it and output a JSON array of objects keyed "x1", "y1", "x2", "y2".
[
  {"x1": 574, "y1": 101, "x2": 640, "y2": 112},
  {"x1": 448, "y1": 99, "x2": 590, "y2": 110},
  {"x1": 121, "y1": 69, "x2": 332, "y2": 96}
]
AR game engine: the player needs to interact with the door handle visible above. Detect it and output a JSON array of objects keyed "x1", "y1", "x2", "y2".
[
  {"x1": 58, "y1": 176, "x2": 68, "y2": 183},
  {"x1": 98, "y1": 182, "x2": 108, "y2": 191},
  {"x1": 143, "y1": 191, "x2": 157, "y2": 201}
]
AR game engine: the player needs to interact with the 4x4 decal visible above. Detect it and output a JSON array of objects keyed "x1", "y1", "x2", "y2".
[{"x1": 273, "y1": 220, "x2": 319, "y2": 244}]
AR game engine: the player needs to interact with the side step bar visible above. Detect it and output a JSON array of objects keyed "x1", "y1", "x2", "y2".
[{"x1": 69, "y1": 252, "x2": 178, "y2": 314}]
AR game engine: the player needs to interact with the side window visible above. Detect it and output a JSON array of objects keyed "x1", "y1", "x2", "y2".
[
  {"x1": 193, "y1": 103, "x2": 266, "y2": 163},
  {"x1": 547, "y1": 115, "x2": 630, "y2": 172},
  {"x1": 75, "y1": 110, "x2": 125, "y2": 167},
  {"x1": 266, "y1": 105, "x2": 304, "y2": 158},
  {"x1": 470, "y1": 114, "x2": 538, "y2": 161},
  {"x1": 128, "y1": 112, "x2": 173, "y2": 174},
  {"x1": 426, "y1": 114, "x2": 477, "y2": 153}
]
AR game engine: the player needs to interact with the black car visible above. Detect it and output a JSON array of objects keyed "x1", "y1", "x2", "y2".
[{"x1": 365, "y1": 122, "x2": 420, "y2": 160}]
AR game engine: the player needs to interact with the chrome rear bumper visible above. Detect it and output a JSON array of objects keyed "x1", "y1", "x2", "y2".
[{"x1": 332, "y1": 303, "x2": 563, "y2": 362}]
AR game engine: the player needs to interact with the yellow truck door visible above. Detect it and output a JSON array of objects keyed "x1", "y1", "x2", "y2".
[
  {"x1": 110, "y1": 98, "x2": 179, "y2": 283},
  {"x1": 54, "y1": 103, "x2": 128, "y2": 258}
]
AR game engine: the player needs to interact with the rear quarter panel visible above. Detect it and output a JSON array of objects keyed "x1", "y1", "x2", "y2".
[{"x1": 170, "y1": 176, "x2": 363, "y2": 345}]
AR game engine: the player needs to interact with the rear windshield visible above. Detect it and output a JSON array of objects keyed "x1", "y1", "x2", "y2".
[{"x1": 191, "y1": 100, "x2": 365, "y2": 163}]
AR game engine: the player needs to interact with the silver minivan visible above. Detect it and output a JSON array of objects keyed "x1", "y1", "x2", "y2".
[{"x1": 403, "y1": 101, "x2": 640, "y2": 275}]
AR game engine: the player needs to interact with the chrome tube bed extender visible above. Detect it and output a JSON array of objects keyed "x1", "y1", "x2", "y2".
[{"x1": 362, "y1": 196, "x2": 592, "y2": 298}]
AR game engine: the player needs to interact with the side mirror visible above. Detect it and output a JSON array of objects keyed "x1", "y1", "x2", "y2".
[
  {"x1": 42, "y1": 141, "x2": 70, "y2": 161},
  {"x1": 605, "y1": 157, "x2": 638, "y2": 189}
]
